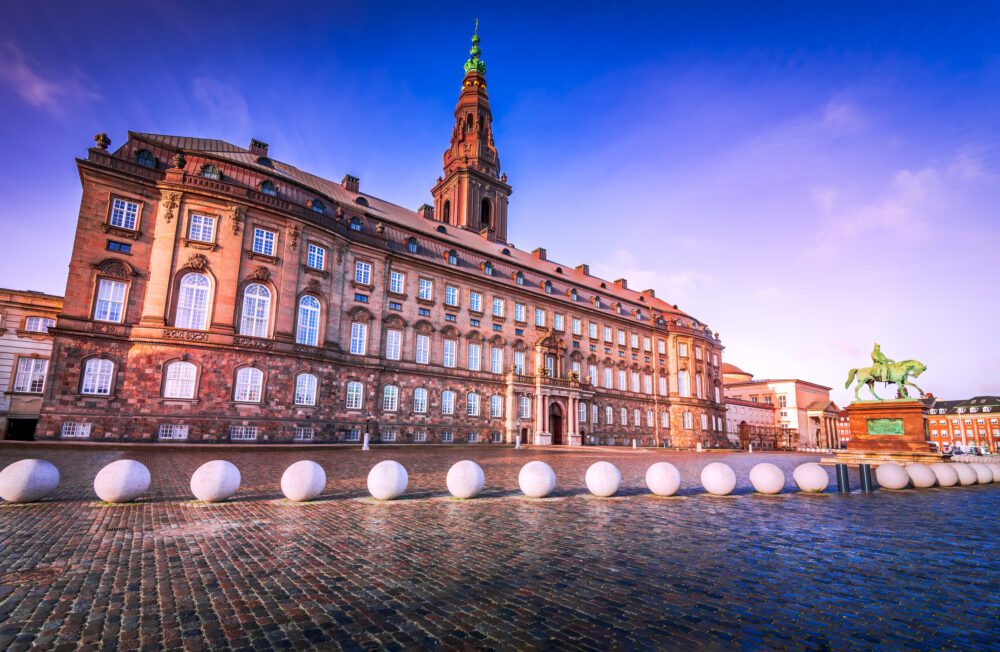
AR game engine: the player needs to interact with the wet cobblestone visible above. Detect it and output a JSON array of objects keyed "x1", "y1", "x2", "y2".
[{"x1": 0, "y1": 445, "x2": 997, "y2": 650}]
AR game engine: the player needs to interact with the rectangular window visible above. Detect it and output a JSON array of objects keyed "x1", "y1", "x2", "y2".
[
  {"x1": 346, "y1": 383, "x2": 363, "y2": 410},
  {"x1": 106, "y1": 240, "x2": 132, "y2": 254},
  {"x1": 696, "y1": 348, "x2": 703, "y2": 360},
  {"x1": 659, "y1": 376, "x2": 668, "y2": 396},
  {"x1": 534, "y1": 308, "x2": 545, "y2": 327},
  {"x1": 442, "y1": 391, "x2": 455, "y2": 415},
  {"x1": 589, "y1": 322, "x2": 598, "y2": 339},
  {"x1": 94, "y1": 279, "x2": 127, "y2": 322},
  {"x1": 420, "y1": 279, "x2": 435, "y2": 301},
  {"x1": 349, "y1": 322, "x2": 367, "y2": 355},
  {"x1": 443, "y1": 339, "x2": 456, "y2": 368},
  {"x1": 389, "y1": 301, "x2": 402, "y2": 311},
  {"x1": 643, "y1": 374, "x2": 653, "y2": 394},
  {"x1": 470, "y1": 291, "x2": 482, "y2": 312},
  {"x1": 230, "y1": 426, "x2": 258, "y2": 441},
  {"x1": 618, "y1": 330, "x2": 627, "y2": 346},
  {"x1": 643, "y1": 336, "x2": 651, "y2": 352},
  {"x1": 467, "y1": 394, "x2": 480, "y2": 416},
  {"x1": 661, "y1": 411, "x2": 669, "y2": 427},
  {"x1": 619, "y1": 370, "x2": 627, "y2": 391},
  {"x1": 492, "y1": 297, "x2": 505, "y2": 318},
  {"x1": 158, "y1": 424, "x2": 189, "y2": 440},
  {"x1": 61, "y1": 422, "x2": 92, "y2": 438},
  {"x1": 678, "y1": 342, "x2": 689, "y2": 357},
  {"x1": 519, "y1": 395, "x2": 531, "y2": 419},
  {"x1": 389, "y1": 271, "x2": 405, "y2": 294},
  {"x1": 572, "y1": 318, "x2": 582, "y2": 336},
  {"x1": 293, "y1": 427, "x2": 315, "y2": 442},
  {"x1": 416, "y1": 334, "x2": 430, "y2": 364},
  {"x1": 514, "y1": 351, "x2": 525, "y2": 375},
  {"x1": 344, "y1": 428, "x2": 361, "y2": 442},
  {"x1": 630, "y1": 333, "x2": 639, "y2": 349},
  {"x1": 588, "y1": 364, "x2": 598, "y2": 385},
  {"x1": 413, "y1": 388, "x2": 428, "y2": 413},
  {"x1": 467, "y1": 342, "x2": 481, "y2": 371},
  {"x1": 491, "y1": 347, "x2": 503, "y2": 374},
  {"x1": 442, "y1": 431, "x2": 454, "y2": 442},
  {"x1": 354, "y1": 261, "x2": 372, "y2": 285},
  {"x1": 490, "y1": 395, "x2": 502, "y2": 418},
  {"x1": 385, "y1": 329, "x2": 401, "y2": 360},
  {"x1": 553, "y1": 314, "x2": 564, "y2": 331},
  {"x1": 13, "y1": 358, "x2": 48, "y2": 393},
  {"x1": 188, "y1": 214, "x2": 216, "y2": 242},
  {"x1": 468, "y1": 432, "x2": 479, "y2": 443},
  {"x1": 592, "y1": 404, "x2": 598, "y2": 424},
  {"x1": 414, "y1": 431, "x2": 427, "y2": 442},
  {"x1": 491, "y1": 432, "x2": 502, "y2": 443},
  {"x1": 631, "y1": 371, "x2": 640, "y2": 393},
  {"x1": 110, "y1": 197, "x2": 139, "y2": 230},
  {"x1": 382, "y1": 386, "x2": 398, "y2": 412},
  {"x1": 604, "y1": 368, "x2": 613, "y2": 389},
  {"x1": 252, "y1": 228, "x2": 275, "y2": 256},
  {"x1": 380, "y1": 428, "x2": 397, "y2": 442},
  {"x1": 307, "y1": 243, "x2": 326, "y2": 270},
  {"x1": 657, "y1": 339, "x2": 666, "y2": 355},
  {"x1": 621, "y1": 408, "x2": 628, "y2": 425},
  {"x1": 354, "y1": 294, "x2": 368, "y2": 303},
  {"x1": 604, "y1": 326, "x2": 612, "y2": 342},
  {"x1": 444, "y1": 285, "x2": 458, "y2": 306},
  {"x1": 515, "y1": 303, "x2": 526, "y2": 322}
]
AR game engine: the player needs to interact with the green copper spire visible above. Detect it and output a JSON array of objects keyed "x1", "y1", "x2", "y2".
[{"x1": 463, "y1": 18, "x2": 487, "y2": 76}]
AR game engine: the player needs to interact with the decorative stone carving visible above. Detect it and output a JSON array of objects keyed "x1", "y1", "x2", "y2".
[
  {"x1": 162, "y1": 329, "x2": 209, "y2": 342},
  {"x1": 306, "y1": 278, "x2": 321, "y2": 292},
  {"x1": 336, "y1": 245, "x2": 346, "y2": 264},
  {"x1": 161, "y1": 191, "x2": 180, "y2": 223},
  {"x1": 94, "y1": 133, "x2": 110, "y2": 150},
  {"x1": 288, "y1": 223, "x2": 299, "y2": 250},
  {"x1": 375, "y1": 222, "x2": 385, "y2": 234},
  {"x1": 335, "y1": 206, "x2": 344, "y2": 221},
  {"x1": 96, "y1": 259, "x2": 134, "y2": 279},
  {"x1": 251, "y1": 266, "x2": 270, "y2": 282},
  {"x1": 171, "y1": 151, "x2": 186, "y2": 169},
  {"x1": 186, "y1": 254, "x2": 209, "y2": 271},
  {"x1": 228, "y1": 204, "x2": 245, "y2": 235}
]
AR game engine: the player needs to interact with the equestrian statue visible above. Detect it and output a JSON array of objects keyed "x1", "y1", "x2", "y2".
[{"x1": 845, "y1": 343, "x2": 927, "y2": 401}]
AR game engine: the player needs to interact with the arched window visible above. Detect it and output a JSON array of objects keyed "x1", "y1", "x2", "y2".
[
  {"x1": 294, "y1": 373, "x2": 317, "y2": 406},
  {"x1": 136, "y1": 150, "x2": 157, "y2": 169},
  {"x1": 413, "y1": 387, "x2": 428, "y2": 413},
  {"x1": 465, "y1": 114, "x2": 474, "y2": 131},
  {"x1": 309, "y1": 199, "x2": 325, "y2": 215},
  {"x1": 490, "y1": 394, "x2": 503, "y2": 418},
  {"x1": 234, "y1": 367, "x2": 264, "y2": 402},
  {"x1": 543, "y1": 280, "x2": 553, "y2": 294},
  {"x1": 176, "y1": 273, "x2": 211, "y2": 330},
  {"x1": 678, "y1": 370, "x2": 691, "y2": 397},
  {"x1": 346, "y1": 381, "x2": 364, "y2": 409},
  {"x1": 260, "y1": 181, "x2": 277, "y2": 197},
  {"x1": 682, "y1": 411, "x2": 693, "y2": 429},
  {"x1": 296, "y1": 295, "x2": 321, "y2": 346},
  {"x1": 407, "y1": 237, "x2": 418, "y2": 254},
  {"x1": 349, "y1": 217, "x2": 362, "y2": 232},
  {"x1": 442, "y1": 200, "x2": 451, "y2": 225},
  {"x1": 514, "y1": 271, "x2": 525, "y2": 286},
  {"x1": 483, "y1": 261, "x2": 493, "y2": 276},
  {"x1": 441, "y1": 389, "x2": 456, "y2": 414},
  {"x1": 467, "y1": 392, "x2": 480, "y2": 416},
  {"x1": 447, "y1": 250, "x2": 458, "y2": 266},
  {"x1": 382, "y1": 385, "x2": 399, "y2": 412},
  {"x1": 200, "y1": 164, "x2": 221, "y2": 180},
  {"x1": 81, "y1": 358, "x2": 114, "y2": 395},
  {"x1": 163, "y1": 361, "x2": 197, "y2": 399},
  {"x1": 696, "y1": 374, "x2": 704, "y2": 399},
  {"x1": 480, "y1": 198, "x2": 491, "y2": 228},
  {"x1": 239, "y1": 283, "x2": 271, "y2": 337}
]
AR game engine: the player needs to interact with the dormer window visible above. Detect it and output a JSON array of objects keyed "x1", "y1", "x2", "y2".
[
  {"x1": 356, "y1": 197, "x2": 369, "y2": 207},
  {"x1": 349, "y1": 217, "x2": 363, "y2": 232},
  {"x1": 594, "y1": 296, "x2": 602, "y2": 308},
  {"x1": 259, "y1": 181, "x2": 277, "y2": 197},
  {"x1": 136, "y1": 150, "x2": 157, "y2": 169},
  {"x1": 309, "y1": 200, "x2": 326, "y2": 215},
  {"x1": 436, "y1": 225, "x2": 447, "y2": 234},
  {"x1": 555, "y1": 267, "x2": 563, "y2": 274},
  {"x1": 543, "y1": 280, "x2": 553, "y2": 294},
  {"x1": 257, "y1": 156, "x2": 273, "y2": 167},
  {"x1": 446, "y1": 250, "x2": 458, "y2": 266},
  {"x1": 407, "y1": 237, "x2": 418, "y2": 254},
  {"x1": 569, "y1": 289, "x2": 578, "y2": 301},
  {"x1": 501, "y1": 248, "x2": 510, "y2": 256},
  {"x1": 483, "y1": 261, "x2": 494, "y2": 276},
  {"x1": 200, "y1": 164, "x2": 221, "y2": 180},
  {"x1": 514, "y1": 271, "x2": 525, "y2": 286}
]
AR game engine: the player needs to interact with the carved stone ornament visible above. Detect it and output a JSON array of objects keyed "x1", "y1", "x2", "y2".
[
  {"x1": 251, "y1": 266, "x2": 271, "y2": 282},
  {"x1": 228, "y1": 204, "x2": 245, "y2": 235},
  {"x1": 161, "y1": 191, "x2": 180, "y2": 223},
  {"x1": 375, "y1": 222, "x2": 385, "y2": 235},
  {"x1": 172, "y1": 151, "x2": 186, "y2": 169},
  {"x1": 186, "y1": 254, "x2": 209, "y2": 271},
  {"x1": 96, "y1": 259, "x2": 133, "y2": 279},
  {"x1": 335, "y1": 206, "x2": 344, "y2": 221},
  {"x1": 306, "y1": 278, "x2": 321, "y2": 292},
  {"x1": 288, "y1": 223, "x2": 299, "y2": 250},
  {"x1": 94, "y1": 133, "x2": 110, "y2": 150}
]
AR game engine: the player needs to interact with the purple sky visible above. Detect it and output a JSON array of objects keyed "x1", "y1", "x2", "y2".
[{"x1": 1, "y1": 2, "x2": 997, "y2": 405}]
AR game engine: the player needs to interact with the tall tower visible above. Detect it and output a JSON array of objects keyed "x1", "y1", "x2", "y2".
[{"x1": 431, "y1": 23, "x2": 511, "y2": 242}]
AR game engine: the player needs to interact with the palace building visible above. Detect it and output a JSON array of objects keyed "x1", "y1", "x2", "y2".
[{"x1": 36, "y1": 31, "x2": 726, "y2": 446}]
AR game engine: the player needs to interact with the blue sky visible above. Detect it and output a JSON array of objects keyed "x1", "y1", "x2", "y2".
[{"x1": 1, "y1": 1, "x2": 997, "y2": 404}]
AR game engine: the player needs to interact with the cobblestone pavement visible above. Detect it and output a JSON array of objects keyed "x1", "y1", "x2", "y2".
[{"x1": 0, "y1": 444, "x2": 997, "y2": 651}]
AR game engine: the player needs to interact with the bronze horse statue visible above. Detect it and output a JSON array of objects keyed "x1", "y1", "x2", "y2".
[{"x1": 845, "y1": 359, "x2": 927, "y2": 401}]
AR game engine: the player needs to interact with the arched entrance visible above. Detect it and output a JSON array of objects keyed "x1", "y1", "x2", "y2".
[{"x1": 549, "y1": 401, "x2": 564, "y2": 445}]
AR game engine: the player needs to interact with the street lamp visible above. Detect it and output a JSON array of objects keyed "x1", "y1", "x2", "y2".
[{"x1": 363, "y1": 410, "x2": 374, "y2": 451}]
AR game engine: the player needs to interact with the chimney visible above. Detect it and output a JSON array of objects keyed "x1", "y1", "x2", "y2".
[
  {"x1": 532, "y1": 247, "x2": 547, "y2": 261},
  {"x1": 575, "y1": 263, "x2": 590, "y2": 275},
  {"x1": 641, "y1": 288, "x2": 655, "y2": 299},
  {"x1": 249, "y1": 139, "x2": 269, "y2": 157},
  {"x1": 342, "y1": 174, "x2": 360, "y2": 193},
  {"x1": 614, "y1": 278, "x2": 628, "y2": 290},
  {"x1": 417, "y1": 204, "x2": 434, "y2": 220}
]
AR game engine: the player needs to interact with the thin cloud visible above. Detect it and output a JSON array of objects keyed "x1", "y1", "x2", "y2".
[
  {"x1": 591, "y1": 250, "x2": 713, "y2": 306},
  {"x1": 0, "y1": 42, "x2": 100, "y2": 115},
  {"x1": 193, "y1": 76, "x2": 251, "y2": 126}
]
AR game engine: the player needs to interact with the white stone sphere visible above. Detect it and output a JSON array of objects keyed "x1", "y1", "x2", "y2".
[
  {"x1": 280, "y1": 460, "x2": 326, "y2": 502},
  {"x1": 585, "y1": 461, "x2": 622, "y2": 497},
  {"x1": 749, "y1": 463, "x2": 786, "y2": 494},
  {"x1": 446, "y1": 460, "x2": 484, "y2": 499},
  {"x1": 968, "y1": 463, "x2": 992, "y2": 485},
  {"x1": 930, "y1": 463, "x2": 959, "y2": 487},
  {"x1": 645, "y1": 462, "x2": 681, "y2": 496},
  {"x1": 518, "y1": 461, "x2": 556, "y2": 498},
  {"x1": 0, "y1": 459, "x2": 60, "y2": 503},
  {"x1": 953, "y1": 463, "x2": 978, "y2": 486},
  {"x1": 875, "y1": 463, "x2": 910, "y2": 490},
  {"x1": 700, "y1": 462, "x2": 736, "y2": 496},
  {"x1": 367, "y1": 460, "x2": 408, "y2": 500},
  {"x1": 793, "y1": 463, "x2": 830, "y2": 493},
  {"x1": 904, "y1": 463, "x2": 936, "y2": 489},
  {"x1": 94, "y1": 459, "x2": 150, "y2": 503},
  {"x1": 989, "y1": 464, "x2": 1000, "y2": 483},
  {"x1": 190, "y1": 460, "x2": 241, "y2": 502}
]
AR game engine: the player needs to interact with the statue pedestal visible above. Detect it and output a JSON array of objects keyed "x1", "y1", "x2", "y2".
[{"x1": 822, "y1": 400, "x2": 945, "y2": 466}]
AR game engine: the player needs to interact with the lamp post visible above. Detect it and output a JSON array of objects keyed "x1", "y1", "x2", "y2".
[
  {"x1": 515, "y1": 417, "x2": 521, "y2": 450},
  {"x1": 363, "y1": 410, "x2": 374, "y2": 451}
]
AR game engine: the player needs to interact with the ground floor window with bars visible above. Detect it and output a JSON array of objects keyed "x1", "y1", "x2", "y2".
[
  {"x1": 61, "y1": 422, "x2": 91, "y2": 438},
  {"x1": 380, "y1": 428, "x2": 397, "y2": 442},
  {"x1": 230, "y1": 425, "x2": 258, "y2": 441},
  {"x1": 344, "y1": 428, "x2": 361, "y2": 442},
  {"x1": 158, "y1": 424, "x2": 189, "y2": 440},
  {"x1": 441, "y1": 431, "x2": 454, "y2": 443},
  {"x1": 293, "y1": 427, "x2": 315, "y2": 442},
  {"x1": 413, "y1": 431, "x2": 427, "y2": 442}
]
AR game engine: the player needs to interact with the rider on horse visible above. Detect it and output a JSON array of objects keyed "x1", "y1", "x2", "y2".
[{"x1": 870, "y1": 343, "x2": 893, "y2": 384}]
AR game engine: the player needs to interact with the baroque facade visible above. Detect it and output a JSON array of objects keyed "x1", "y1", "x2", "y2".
[
  {"x1": 37, "y1": 33, "x2": 726, "y2": 446},
  {"x1": 924, "y1": 395, "x2": 1000, "y2": 454}
]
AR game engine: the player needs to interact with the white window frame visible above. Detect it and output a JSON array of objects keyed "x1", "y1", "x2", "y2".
[
  {"x1": 413, "y1": 387, "x2": 428, "y2": 413},
  {"x1": 13, "y1": 357, "x2": 47, "y2": 393},
  {"x1": 349, "y1": 322, "x2": 368, "y2": 355},
  {"x1": 294, "y1": 373, "x2": 318, "y2": 406},
  {"x1": 252, "y1": 227, "x2": 276, "y2": 256},
  {"x1": 490, "y1": 346, "x2": 503, "y2": 374},
  {"x1": 110, "y1": 197, "x2": 139, "y2": 230},
  {"x1": 467, "y1": 342, "x2": 481, "y2": 371},
  {"x1": 346, "y1": 381, "x2": 364, "y2": 409},
  {"x1": 415, "y1": 334, "x2": 430, "y2": 364},
  {"x1": 94, "y1": 279, "x2": 127, "y2": 323},
  {"x1": 234, "y1": 367, "x2": 264, "y2": 403},
  {"x1": 306, "y1": 243, "x2": 326, "y2": 270},
  {"x1": 163, "y1": 361, "x2": 197, "y2": 399},
  {"x1": 467, "y1": 393, "x2": 480, "y2": 416},
  {"x1": 470, "y1": 291, "x2": 482, "y2": 312},
  {"x1": 382, "y1": 385, "x2": 399, "y2": 412},
  {"x1": 354, "y1": 261, "x2": 372, "y2": 285},
  {"x1": 187, "y1": 214, "x2": 216, "y2": 243},
  {"x1": 442, "y1": 390, "x2": 455, "y2": 415},
  {"x1": 419, "y1": 279, "x2": 435, "y2": 301},
  {"x1": 443, "y1": 339, "x2": 456, "y2": 368},
  {"x1": 389, "y1": 270, "x2": 405, "y2": 294},
  {"x1": 385, "y1": 329, "x2": 402, "y2": 360},
  {"x1": 296, "y1": 295, "x2": 321, "y2": 346},
  {"x1": 82, "y1": 358, "x2": 114, "y2": 395},
  {"x1": 239, "y1": 283, "x2": 271, "y2": 338}
]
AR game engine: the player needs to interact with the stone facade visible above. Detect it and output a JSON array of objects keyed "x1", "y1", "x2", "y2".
[
  {"x1": 38, "y1": 34, "x2": 726, "y2": 446},
  {"x1": 0, "y1": 289, "x2": 63, "y2": 439},
  {"x1": 924, "y1": 395, "x2": 1000, "y2": 454}
]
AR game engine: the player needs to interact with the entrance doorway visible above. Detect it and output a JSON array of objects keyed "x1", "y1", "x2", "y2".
[
  {"x1": 549, "y1": 402, "x2": 564, "y2": 445},
  {"x1": 520, "y1": 428, "x2": 529, "y2": 445},
  {"x1": 5, "y1": 419, "x2": 37, "y2": 441}
]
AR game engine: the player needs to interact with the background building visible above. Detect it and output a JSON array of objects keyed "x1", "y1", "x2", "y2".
[
  {"x1": 722, "y1": 363, "x2": 839, "y2": 449},
  {"x1": 924, "y1": 396, "x2": 1000, "y2": 453},
  {"x1": 0, "y1": 289, "x2": 63, "y2": 440},
  {"x1": 724, "y1": 397, "x2": 781, "y2": 450},
  {"x1": 36, "y1": 34, "x2": 727, "y2": 447},
  {"x1": 837, "y1": 409, "x2": 851, "y2": 446}
]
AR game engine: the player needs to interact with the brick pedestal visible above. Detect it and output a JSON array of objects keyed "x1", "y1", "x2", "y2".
[{"x1": 823, "y1": 400, "x2": 945, "y2": 466}]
